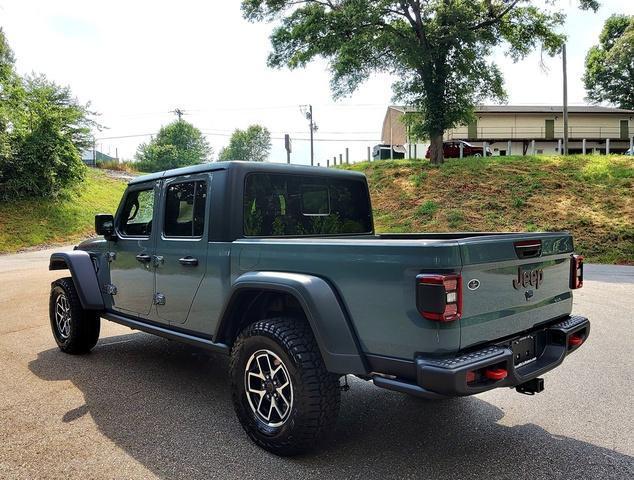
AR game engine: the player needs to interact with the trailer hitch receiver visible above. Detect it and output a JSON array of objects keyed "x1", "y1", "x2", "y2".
[{"x1": 516, "y1": 377, "x2": 544, "y2": 395}]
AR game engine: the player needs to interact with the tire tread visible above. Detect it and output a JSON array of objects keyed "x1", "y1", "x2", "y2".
[
  {"x1": 50, "y1": 277, "x2": 100, "y2": 354},
  {"x1": 229, "y1": 316, "x2": 340, "y2": 455}
]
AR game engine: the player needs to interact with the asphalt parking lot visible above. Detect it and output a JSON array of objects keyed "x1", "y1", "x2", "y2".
[{"x1": 0, "y1": 247, "x2": 632, "y2": 479}]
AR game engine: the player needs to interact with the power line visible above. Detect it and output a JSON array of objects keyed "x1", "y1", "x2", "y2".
[
  {"x1": 96, "y1": 131, "x2": 380, "y2": 141},
  {"x1": 199, "y1": 128, "x2": 377, "y2": 135},
  {"x1": 99, "y1": 103, "x2": 387, "y2": 118},
  {"x1": 96, "y1": 133, "x2": 155, "y2": 140}
]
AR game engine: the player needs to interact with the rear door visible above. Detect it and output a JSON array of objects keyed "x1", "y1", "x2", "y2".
[
  {"x1": 458, "y1": 233, "x2": 574, "y2": 349},
  {"x1": 154, "y1": 175, "x2": 210, "y2": 324}
]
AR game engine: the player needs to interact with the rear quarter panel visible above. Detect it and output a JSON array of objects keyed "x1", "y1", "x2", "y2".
[{"x1": 232, "y1": 238, "x2": 463, "y2": 359}]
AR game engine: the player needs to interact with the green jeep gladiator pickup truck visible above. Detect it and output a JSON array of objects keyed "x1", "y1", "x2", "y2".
[{"x1": 48, "y1": 161, "x2": 589, "y2": 455}]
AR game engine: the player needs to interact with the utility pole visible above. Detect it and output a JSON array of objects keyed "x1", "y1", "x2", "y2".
[
  {"x1": 301, "y1": 105, "x2": 318, "y2": 166},
  {"x1": 284, "y1": 134, "x2": 292, "y2": 164},
  {"x1": 171, "y1": 108, "x2": 185, "y2": 121},
  {"x1": 309, "y1": 105, "x2": 314, "y2": 166},
  {"x1": 562, "y1": 44, "x2": 569, "y2": 155}
]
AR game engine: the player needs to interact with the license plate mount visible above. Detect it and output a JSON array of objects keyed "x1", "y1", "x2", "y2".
[{"x1": 512, "y1": 335, "x2": 536, "y2": 366}]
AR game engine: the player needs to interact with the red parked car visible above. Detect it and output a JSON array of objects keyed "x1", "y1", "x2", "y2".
[{"x1": 425, "y1": 140, "x2": 492, "y2": 159}]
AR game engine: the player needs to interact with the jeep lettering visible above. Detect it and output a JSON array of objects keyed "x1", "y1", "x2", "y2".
[{"x1": 513, "y1": 267, "x2": 544, "y2": 290}]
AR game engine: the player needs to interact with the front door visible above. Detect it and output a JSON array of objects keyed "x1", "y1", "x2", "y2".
[
  {"x1": 468, "y1": 120, "x2": 477, "y2": 139},
  {"x1": 154, "y1": 176, "x2": 210, "y2": 324},
  {"x1": 109, "y1": 182, "x2": 158, "y2": 317},
  {"x1": 545, "y1": 119, "x2": 555, "y2": 140},
  {"x1": 620, "y1": 120, "x2": 629, "y2": 140}
]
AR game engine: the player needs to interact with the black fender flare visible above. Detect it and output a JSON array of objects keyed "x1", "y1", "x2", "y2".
[
  {"x1": 217, "y1": 271, "x2": 368, "y2": 375},
  {"x1": 49, "y1": 251, "x2": 105, "y2": 310}
]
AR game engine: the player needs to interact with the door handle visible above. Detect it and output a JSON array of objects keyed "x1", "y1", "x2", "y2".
[
  {"x1": 135, "y1": 253, "x2": 152, "y2": 263},
  {"x1": 178, "y1": 256, "x2": 198, "y2": 266}
]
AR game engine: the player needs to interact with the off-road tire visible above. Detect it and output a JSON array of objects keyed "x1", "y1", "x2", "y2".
[
  {"x1": 49, "y1": 277, "x2": 100, "y2": 354},
  {"x1": 229, "y1": 316, "x2": 341, "y2": 456}
]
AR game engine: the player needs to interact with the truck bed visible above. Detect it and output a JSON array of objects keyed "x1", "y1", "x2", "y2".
[{"x1": 230, "y1": 231, "x2": 574, "y2": 359}]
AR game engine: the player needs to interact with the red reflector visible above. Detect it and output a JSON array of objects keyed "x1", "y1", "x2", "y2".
[
  {"x1": 443, "y1": 278, "x2": 458, "y2": 291},
  {"x1": 568, "y1": 334, "x2": 583, "y2": 347},
  {"x1": 466, "y1": 371, "x2": 476, "y2": 383},
  {"x1": 484, "y1": 368, "x2": 508, "y2": 381}
]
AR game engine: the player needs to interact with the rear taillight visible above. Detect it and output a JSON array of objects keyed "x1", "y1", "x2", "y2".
[
  {"x1": 416, "y1": 274, "x2": 462, "y2": 322},
  {"x1": 570, "y1": 254, "x2": 584, "y2": 289}
]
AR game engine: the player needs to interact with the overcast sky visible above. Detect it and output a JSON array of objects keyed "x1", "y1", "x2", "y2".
[{"x1": 1, "y1": 0, "x2": 632, "y2": 164}]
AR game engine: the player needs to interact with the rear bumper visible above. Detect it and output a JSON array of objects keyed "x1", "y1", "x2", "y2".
[{"x1": 373, "y1": 315, "x2": 589, "y2": 399}]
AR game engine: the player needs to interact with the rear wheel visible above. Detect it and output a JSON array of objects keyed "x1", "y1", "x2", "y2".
[
  {"x1": 49, "y1": 277, "x2": 100, "y2": 354},
  {"x1": 229, "y1": 316, "x2": 341, "y2": 455}
]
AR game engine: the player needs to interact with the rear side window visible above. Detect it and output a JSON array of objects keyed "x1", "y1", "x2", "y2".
[
  {"x1": 243, "y1": 173, "x2": 372, "y2": 236},
  {"x1": 119, "y1": 188, "x2": 154, "y2": 236},
  {"x1": 164, "y1": 181, "x2": 207, "y2": 237}
]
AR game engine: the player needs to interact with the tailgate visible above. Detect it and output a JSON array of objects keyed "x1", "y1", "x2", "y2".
[{"x1": 458, "y1": 233, "x2": 574, "y2": 349}]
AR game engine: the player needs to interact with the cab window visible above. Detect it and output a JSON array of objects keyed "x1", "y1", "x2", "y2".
[
  {"x1": 164, "y1": 181, "x2": 207, "y2": 237},
  {"x1": 119, "y1": 188, "x2": 154, "y2": 237},
  {"x1": 243, "y1": 173, "x2": 372, "y2": 236}
]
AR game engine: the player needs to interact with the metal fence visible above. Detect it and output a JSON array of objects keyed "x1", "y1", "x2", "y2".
[{"x1": 448, "y1": 125, "x2": 633, "y2": 140}]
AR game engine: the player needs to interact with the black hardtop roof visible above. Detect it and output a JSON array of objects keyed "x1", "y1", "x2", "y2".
[{"x1": 128, "y1": 160, "x2": 366, "y2": 185}]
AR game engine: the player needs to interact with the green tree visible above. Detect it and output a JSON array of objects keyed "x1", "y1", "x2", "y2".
[
  {"x1": 0, "y1": 39, "x2": 93, "y2": 201},
  {"x1": 135, "y1": 120, "x2": 213, "y2": 172},
  {"x1": 0, "y1": 27, "x2": 15, "y2": 85},
  {"x1": 584, "y1": 15, "x2": 634, "y2": 109},
  {"x1": 242, "y1": 0, "x2": 598, "y2": 164},
  {"x1": 1, "y1": 29, "x2": 93, "y2": 199},
  {"x1": 218, "y1": 124, "x2": 271, "y2": 162},
  {"x1": 3, "y1": 75, "x2": 94, "y2": 199},
  {"x1": 0, "y1": 28, "x2": 19, "y2": 166}
]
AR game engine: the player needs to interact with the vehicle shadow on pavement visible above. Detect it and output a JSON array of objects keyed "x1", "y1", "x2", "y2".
[{"x1": 29, "y1": 332, "x2": 632, "y2": 480}]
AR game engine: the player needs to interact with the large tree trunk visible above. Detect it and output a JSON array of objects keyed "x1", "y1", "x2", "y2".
[{"x1": 428, "y1": 132, "x2": 444, "y2": 165}]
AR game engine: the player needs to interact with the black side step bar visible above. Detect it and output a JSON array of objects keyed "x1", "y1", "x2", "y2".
[{"x1": 101, "y1": 312, "x2": 230, "y2": 355}]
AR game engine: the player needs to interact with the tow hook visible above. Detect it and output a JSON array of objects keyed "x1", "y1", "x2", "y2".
[{"x1": 516, "y1": 378, "x2": 544, "y2": 395}]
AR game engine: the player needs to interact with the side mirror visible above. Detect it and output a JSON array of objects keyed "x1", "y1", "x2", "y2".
[{"x1": 95, "y1": 214, "x2": 115, "y2": 238}]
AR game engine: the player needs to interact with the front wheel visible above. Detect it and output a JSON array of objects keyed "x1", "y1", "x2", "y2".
[
  {"x1": 49, "y1": 277, "x2": 100, "y2": 354},
  {"x1": 229, "y1": 317, "x2": 341, "y2": 455}
]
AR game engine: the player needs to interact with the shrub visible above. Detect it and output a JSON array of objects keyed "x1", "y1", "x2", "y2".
[
  {"x1": 97, "y1": 159, "x2": 138, "y2": 173},
  {"x1": 416, "y1": 200, "x2": 438, "y2": 220}
]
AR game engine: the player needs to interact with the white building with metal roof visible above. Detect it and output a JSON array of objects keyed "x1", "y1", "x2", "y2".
[{"x1": 382, "y1": 105, "x2": 634, "y2": 156}]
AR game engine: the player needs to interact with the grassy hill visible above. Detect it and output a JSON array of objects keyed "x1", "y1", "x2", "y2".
[
  {"x1": 344, "y1": 154, "x2": 633, "y2": 264},
  {"x1": 0, "y1": 155, "x2": 632, "y2": 264},
  {"x1": 0, "y1": 169, "x2": 126, "y2": 254}
]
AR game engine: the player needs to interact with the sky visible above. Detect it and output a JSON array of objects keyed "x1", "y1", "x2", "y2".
[{"x1": 1, "y1": 0, "x2": 633, "y2": 164}]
